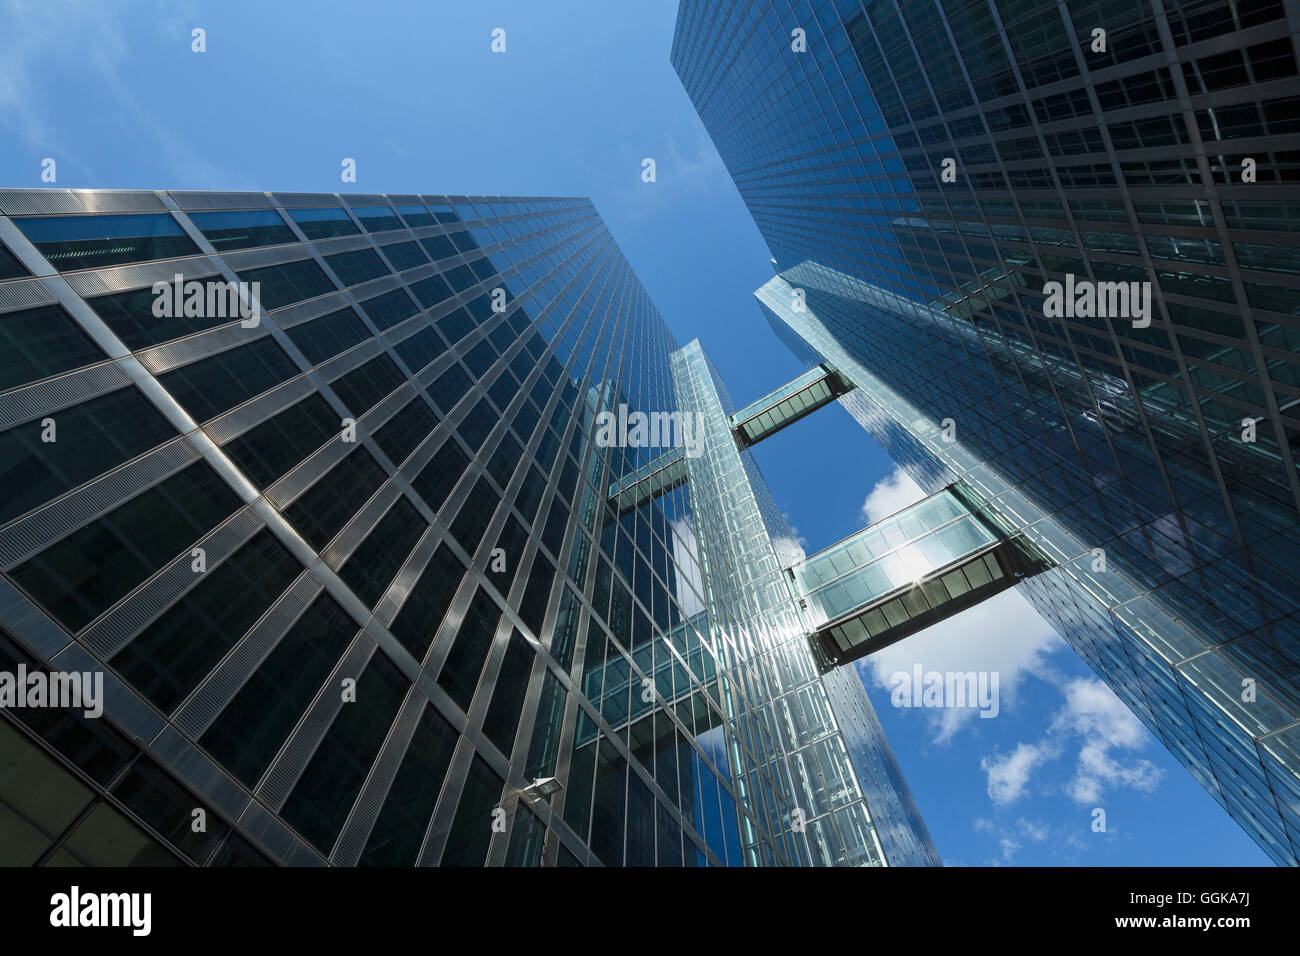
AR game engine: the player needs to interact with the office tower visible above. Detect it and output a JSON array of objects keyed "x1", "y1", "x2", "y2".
[
  {"x1": 0, "y1": 187, "x2": 934, "y2": 866},
  {"x1": 673, "y1": 1, "x2": 1300, "y2": 863}
]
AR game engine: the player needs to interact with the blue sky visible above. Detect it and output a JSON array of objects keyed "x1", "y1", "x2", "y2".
[{"x1": 0, "y1": 0, "x2": 1268, "y2": 865}]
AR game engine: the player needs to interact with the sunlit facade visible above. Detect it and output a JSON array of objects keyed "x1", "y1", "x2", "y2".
[{"x1": 674, "y1": 0, "x2": 1300, "y2": 864}]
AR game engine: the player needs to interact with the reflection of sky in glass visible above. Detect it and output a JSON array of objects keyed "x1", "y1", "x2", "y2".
[
  {"x1": 670, "y1": 514, "x2": 707, "y2": 618},
  {"x1": 691, "y1": 724, "x2": 742, "y2": 866}
]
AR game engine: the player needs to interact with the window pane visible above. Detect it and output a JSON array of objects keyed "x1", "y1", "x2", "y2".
[
  {"x1": 0, "y1": 720, "x2": 95, "y2": 865},
  {"x1": 50, "y1": 800, "x2": 182, "y2": 866},
  {"x1": 236, "y1": 258, "x2": 336, "y2": 310},
  {"x1": 0, "y1": 386, "x2": 176, "y2": 524},
  {"x1": 337, "y1": 497, "x2": 428, "y2": 608},
  {"x1": 372, "y1": 396, "x2": 437, "y2": 466},
  {"x1": 482, "y1": 628, "x2": 534, "y2": 756},
  {"x1": 188, "y1": 209, "x2": 296, "y2": 251},
  {"x1": 357, "y1": 288, "x2": 419, "y2": 330},
  {"x1": 158, "y1": 337, "x2": 299, "y2": 421},
  {"x1": 327, "y1": 354, "x2": 404, "y2": 416},
  {"x1": 0, "y1": 629, "x2": 136, "y2": 787},
  {"x1": 111, "y1": 756, "x2": 229, "y2": 863},
  {"x1": 200, "y1": 593, "x2": 357, "y2": 787},
  {"x1": 285, "y1": 307, "x2": 370, "y2": 364},
  {"x1": 352, "y1": 206, "x2": 403, "y2": 233},
  {"x1": 221, "y1": 392, "x2": 339, "y2": 488},
  {"x1": 87, "y1": 275, "x2": 233, "y2": 350},
  {"x1": 0, "y1": 241, "x2": 29, "y2": 280},
  {"x1": 284, "y1": 446, "x2": 388, "y2": 550},
  {"x1": 379, "y1": 240, "x2": 428, "y2": 272},
  {"x1": 288, "y1": 207, "x2": 359, "y2": 239},
  {"x1": 437, "y1": 587, "x2": 500, "y2": 710},
  {"x1": 398, "y1": 205, "x2": 436, "y2": 229},
  {"x1": 439, "y1": 753, "x2": 503, "y2": 866},
  {"x1": 358, "y1": 703, "x2": 458, "y2": 866},
  {"x1": 390, "y1": 541, "x2": 466, "y2": 660},
  {"x1": 10, "y1": 461, "x2": 241, "y2": 632},
  {"x1": 409, "y1": 274, "x2": 452, "y2": 309},
  {"x1": 409, "y1": 438, "x2": 470, "y2": 513},
  {"x1": 323, "y1": 248, "x2": 390, "y2": 287},
  {"x1": 279, "y1": 649, "x2": 409, "y2": 854},
  {"x1": 110, "y1": 529, "x2": 304, "y2": 712},
  {"x1": 451, "y1": 476, "x2": 500, "y2": 549},
  {"x1": 0, "y1": 303, "x2": 104, "y2": 392},
  {"x1": 393, "y1": 326, "x2": 445, "y2": 373},
  {"x1": 15, "y1": 213, "x2": 198, "y2": 271}
]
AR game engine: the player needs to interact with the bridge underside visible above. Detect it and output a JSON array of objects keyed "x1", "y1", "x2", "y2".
[{"x1": 806, "y1": 533, "x2": 1054, "y2": 670}]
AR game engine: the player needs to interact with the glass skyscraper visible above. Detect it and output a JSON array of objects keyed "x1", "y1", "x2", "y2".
[
  {"x1": 0, "y1": 187, "x2": 935, "y2": 866},
  {"x1": 673, "y1": 0, "x2": 1300, "y2": 863}
]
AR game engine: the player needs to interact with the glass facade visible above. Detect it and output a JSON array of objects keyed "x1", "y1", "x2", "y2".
[
  {"x1": 0, "y1": 187, "x2": 935, "y2": 866},
  {"x1": 673, "y1": 0, "x2": 1300, "y2": 864}
]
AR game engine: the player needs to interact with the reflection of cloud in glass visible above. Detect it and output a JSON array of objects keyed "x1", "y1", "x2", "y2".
[
  {"x1": 881, "y1": 543, "x2": 932, "y2": 586},
  {"x1": 670, "y1": 514, "x2": 707, "y2": 618}
]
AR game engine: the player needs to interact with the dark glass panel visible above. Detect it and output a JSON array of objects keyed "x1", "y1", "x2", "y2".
[
  {"x1": 221, "y1": 392, "x2": 339, "y2": 488},
  {"x1": 15, "y1": 213, "x2": 198, "y2": 271},
  {"x1": 279, "y1": 649, "x2": 409, "y2": 854},
  {"x1": 200, "y1": 593, "x2": 357, "y2": 787},
  {"x1": 337, "y1": 497, "x2": 428, "y2": 608},
  {"x1": 157, "y1": 337, "x2": 299, "y2": 422},
  {"x1": 389, "y1": 542, "x2": 466, "y2": 660},
  {"x1": 110, "y1": 529, "x2": 303, "y2": 713},
  {"x1": 188, "y1": 209, "x2": 295, "y2": 251},
  {"x1": 0, "y1": 303, "x2": 104, "y2": 392},
  {"x1": 283, "y1": 446, "x2": 388, "y2": 550},
  {"x1": 439, "y1": 753, "x2": 503, "y2": 866},
  {"x1": 10, "y1": 461, "x2": 241, "y2": 632},
  {"x1": 358, "y1": 703, "x2": 458, "y2": 866},
  {"x1": 288, "y1": 207, "x2": 359, "y2": 239},
  {"x1": 0, "y1": 386, "x2": 176, "y2": 525}
]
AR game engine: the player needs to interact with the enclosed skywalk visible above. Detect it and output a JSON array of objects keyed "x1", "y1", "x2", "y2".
[
  {"x1": 728, "y1": 362, "x2": 855, "y2": 448},
  {"x1": 788, "y1": 482, "x2": 1054, "y2": 670},
  {"x1": 608, "y1": 363, "x2": 856, "y2": 514},
  {"x1": 607, "y1": 448, "x2": 688, "y2": 516}
]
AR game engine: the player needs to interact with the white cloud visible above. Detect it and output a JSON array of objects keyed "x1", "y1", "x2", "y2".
[
  {"x1": 855, "y1": 469, "x2": 1165, "y2": 815},
  {"x1": 614, "y1": 131, "x2": 734, "y2": 223},
  {"x1": 860, "y1": 466, "x2": 926, "y2": 523},
  {"x1": 851, "y1": 467, "x2": 1067, "y2": 743},
  {"x1": 978, "y1": 677, "x2": 1165, "y2": 811},
  {"x1": 997, "y1": 836, "x2": 1019, "y2": 864},
  {"x1": 856, "y1": 587, "x2": 1063, "y2": 744},
  {"x1": 1017, "y1": 818, "x2": 1050, "y2": 842},
  {"x1": 982, "y1": 741, "x2": 1059, "y2": 805},
  {"x1": 980, "y1": 817, "x2": 1053, "y2": 864},
  {"x1": 1053, "y1": 678, "x2": 1165, "y2": 804}
]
